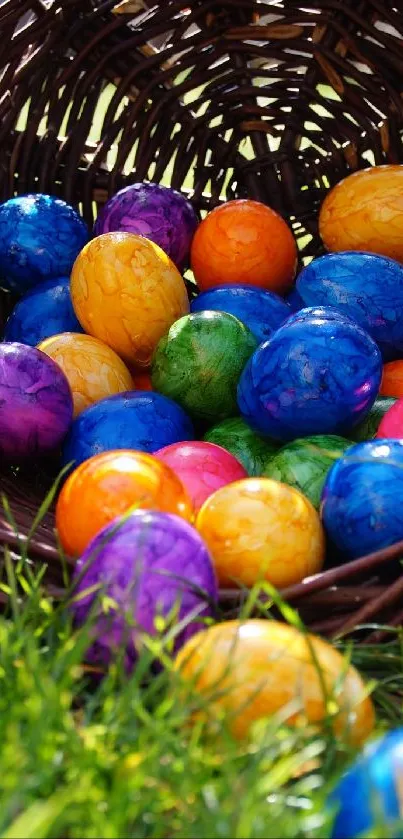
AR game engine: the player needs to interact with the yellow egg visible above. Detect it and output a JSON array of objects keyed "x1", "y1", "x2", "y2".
[
  {"x1": 38, "y1": 332, "x2": 134, "y2": 417},
  {"x1": 196, "y1": 478, "x2": 325, "y2": 588},
  {"x1": 174, "y1": 620, "x2": 375, "y2": 743},
  {"x1": 319, "y1": 165, "x2": 403, "y2": 262},
  {"x1": 70, "y1": 232, "x2": 189, "y2": 367}
]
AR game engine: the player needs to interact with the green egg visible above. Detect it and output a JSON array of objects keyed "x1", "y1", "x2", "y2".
[
  {"x1": 263, "y1": 434, "x2": 353, "y2": 509},
  {"x1": 151, "y1": 311, "x2": 257, "y2": 424},
  {"x1": 204, "y1": 417, "x2": 280, "y2": 476}
]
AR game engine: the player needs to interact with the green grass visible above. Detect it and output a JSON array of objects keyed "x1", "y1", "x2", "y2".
[{"x1": 1, "y1": 507, "x2": 403, "y2": 839}]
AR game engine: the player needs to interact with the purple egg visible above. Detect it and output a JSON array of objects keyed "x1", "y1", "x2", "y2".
[
  {"x1": 0, "y1": 342, "x2": 73, "y2": 460},
  {"x1": 71, "y1": 509, "x2": 217, "y2": 670},
  {"x1": 93, "y1": 183, "x2": 198, "y2": 271}
]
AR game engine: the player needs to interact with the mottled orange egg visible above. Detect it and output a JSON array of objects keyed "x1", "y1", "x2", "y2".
[
  {"x1": 320, "y1": 165, "x2": 403, "y2": 262},
  {"x1": 190, "y1": 200, "x2": 297, "y2": 294},
  {"x1": 71, "y1": 232, "x2": 189, "y2": 367},
  {"x1": 380, "y1": 360, "x2": 403, "y2": 399},
  {"x1": 56, "y1": 449, "x2": 193, "y2": 556},
  {"x1": 175, "y1": 620, "x2": 375, "y2": 743},
  {"x1": 38, "y1": 332, "x2": 134, "y2": 417},
  {"x1": 196, "y1": 478, "x2": 324, "y2": 588}
]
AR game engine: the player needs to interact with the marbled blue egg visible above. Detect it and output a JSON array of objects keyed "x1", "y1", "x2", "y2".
[
  {"x1": 237, "y1": 312, "x2": 382, "y2": 441},
  {"x1": 330, "y1": 729, "x2": 403, "y2": 838},
  {"x1": 62, "y1": 390, "x2": 194, "y2": 472},
  {"x1": 284, "y1": 305, "x2": 355, "y2": 329},
  {"x1": 297, "y1": 251, "x2": 403, "y2": 360},
  {"x1": 0, "y1": 194, "x2": 89, "y2": 294},
  {"x1": 190, "y1": 284, "x2": 291, "y2": 344},
  {"x1": 321, "y1": 439, "x2": 403, "y2": 558},
  {"x1": 3, "y1": 277, "x2": 83, "y2": 345}
]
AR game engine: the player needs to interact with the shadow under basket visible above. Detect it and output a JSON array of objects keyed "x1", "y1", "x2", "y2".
[{"x1": 1, "y1": 0, "x2": 403, "y2": 638}]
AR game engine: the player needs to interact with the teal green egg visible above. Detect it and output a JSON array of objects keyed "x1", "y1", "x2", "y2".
[
  {"x1": 151, "y1": 312, "x2": 257, "y2": 424},
  {"x1": 204, "y1": 417, "x2": 281, "y2": 476},
  {"x1": 350, "y1": 396, "x2": 398, "y2": 442},
  {"x1": 262, "y1": 435, "x2": 353, "y2": 509}
]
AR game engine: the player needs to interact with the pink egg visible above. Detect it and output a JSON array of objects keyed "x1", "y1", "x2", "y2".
[
  {"x1": 154, "y1": 441, "x2": 247, "y2": 513},
  {"x1": 376, "y1": 398, "x2": 403, "y2": 439}
]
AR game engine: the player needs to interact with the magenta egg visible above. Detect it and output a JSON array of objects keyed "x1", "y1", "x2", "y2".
[
  {"x1": 376, "y1": 398, "x2": 403, "y2": 439},
  {"x1": 155, "y1": 440, "x2": 247, "y2": 513}
]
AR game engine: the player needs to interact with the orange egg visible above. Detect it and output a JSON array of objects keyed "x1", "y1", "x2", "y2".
[
  {"x1": 190, "y1": 200, "x2": 297, "y2": 294},
  {"x1": 320, "y1": 165, "x2": 403, "y2": 262},
  {"x1": 380, "y1": 360, "x2": 403, "y2": 398},
  {"x1": 56, "y1": 450, "x2": 193, "y2": 556},
  {"x1": 175, "y1": 620, "x2": 375, "y2": 743},
  {"x1": 196, "y1": 478, "x2": 324, "y2": 588},
  {"x1": 38, "y1": 333, "x2": 134, "y2": 418}
]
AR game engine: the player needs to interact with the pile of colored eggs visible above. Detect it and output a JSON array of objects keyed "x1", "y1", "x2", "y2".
[{"x1": 4, "y1": 164, "x2": 403, "y2": 759}]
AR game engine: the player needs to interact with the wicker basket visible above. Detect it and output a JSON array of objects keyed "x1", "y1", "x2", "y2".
[{"x1": 1, "y1": 0, "x2": 403, "y2": 639}]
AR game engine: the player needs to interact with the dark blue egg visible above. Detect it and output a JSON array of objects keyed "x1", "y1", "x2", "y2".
[
  {"x1": 321, "y1": 439, "x2": 403, "y2": 558},
  {"x1": 0, "y1": 194, "x2": 89, "y2": 294},
  {"x1": 330, "y1": 729, "x2": 403, "y2": 838},
  {"x1": 61, "y1": 391, "x2": 194, "y2": 472},
  {"x1": 285, "y1": 286, "x2": 304, "y2": 313},
  {"x1": 237, "y1": 314, "x2": 382, "y2": 441},
  {"x1": 190, "y1": 284, "x2": 291, "y2": 344},
  {"x1": 297, "y1": 251, "x2": 403, "y2": 360},
  {"x1": 285, "y1": 306, "x2": 355, "y2": 328},
  {"x1": 3, "y1": 277, "x2": 83, "y2": 345}
]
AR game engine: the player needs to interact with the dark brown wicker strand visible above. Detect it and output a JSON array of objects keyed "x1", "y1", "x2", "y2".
[{"x1": 1, "y1": 0, "x2": 403, "y2": 635}]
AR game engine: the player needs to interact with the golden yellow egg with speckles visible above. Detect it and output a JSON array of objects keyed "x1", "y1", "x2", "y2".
[
  {"x1": 196, "y1": 478, "x2": 325, "y2": 588},
  {"x1": 38, "y1": 332, "x2": 134, "y2": 417},
  {"x1": 175, "y1": 619, "x2": 375, "y2": 744},
  {"x1": 320, "y1": 165, "x2": 403, "y2": 262},
  {"x1": 70, "y1": 232, "x2": 189, "y2": 367}
]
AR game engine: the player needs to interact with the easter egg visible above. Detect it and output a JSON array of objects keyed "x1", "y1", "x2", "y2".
[
  {"x1": 70, "y1": 232, "x2": 189, "y2": 367},
  {"x1": 38, "y1": 332, "x2": 134, "y2": 417},
  {"x1": 0, "y1": 194, "x2": 88, "y2": 294},
  {"x1": 132, "y1": 370, "x2": 153, "y2": 391},
  {"x1": 329, "y1": 729, "x2": 403, "y2": 839},
  {"x1": 351, "y1": 396, "x2": 398, "y2": 441},
  {"x1": 61, "y1": 391, "x2": 194, "y2": 472},
  {"x1": 321, "y1": 439, "x2": 403, "y2": 558},
  {"x1": 284, "y1": 305, "x2": 354, "y2": 328},
  {"x1": 320, "y1": 165, "x2": 403, "y2": 263},
  {"x1": 93, "y1": 182, "x2": 198, "y2": 271},
  {"x1": 190, "y1": 284, "x2": 291, "y2": 344},
  {"x1": 0, "y1": 342, "x2": 73, "y2": 460},
  {"x1": 72, "y1": 509, "x2": 218, "y2": 669},
  {"x1": 204, "y1": 417, "x2": 280, "y2": 476},
  {"x1": 56, "y1": 450, "x2": 193, "y2": 556},
  {"x1": 151, "y1": 311, "x2": 257, "y2": 423},
  {"x1": 154, "y1": 441, "x2": 247, "y2": 513},
  {"x1": 196, "y1": 478, "x2": 325, "y2": 588},
  {"x1": 190, "y1": 200, "x2": 298, "y2": 294},
  {"x1": 3, "y1": 277, "x2": 83, "y2": 346},
  {"x1": 238, "y1": 311, "x2": 382, "y2": 441},
  {"x1": 380, "y1": 360, "x2": 403, "y2": 399},
  {"x1": 297, "y1": 251, "x2": 403, "y2": 359},
  {"x1": 263, "y1": 435, "x2": 353, "y2": 509},
  {"x1": 175, "y1": 619, "x2": 375, "y2": 743},
  {"x1": 377, "y1": 399, "x2": 403, "y2": 439}
]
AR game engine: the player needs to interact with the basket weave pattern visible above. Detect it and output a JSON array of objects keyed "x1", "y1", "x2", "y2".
[{"x1": 1, "y1": 0, "x2": 403, "y2": 636}]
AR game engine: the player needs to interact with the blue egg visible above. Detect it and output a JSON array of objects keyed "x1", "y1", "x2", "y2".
[
  {"x1": 321, "y1": 439, "x2": 403, "y2": 558},
  {"x1": 61, "y1": 391, "x2": 194, "y2": 472},
  {"x1": 237, "y1": 313, "x2": 382, "y2": 441},
  {"x1": 330, "y1": 729, "x2": 403, "y2": 838},
  {"x1": 0, "y1": 194, "x2": 89, "y2": 294},
  {"x1": 285, "y1": 286, "x2": 304, "y2": 313},
  {"x1": 3, "y1": 277, "x2": 83, "y2": 346},
  {"x1": 285, "y1": 306, "x2": 355, "y2": 328},
  {"x1": 190, "y1": 284, "x2": 291, "y2": 344},
  {"x1": 297, "y1": 251, "x2": 403, "y2": 360}
]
